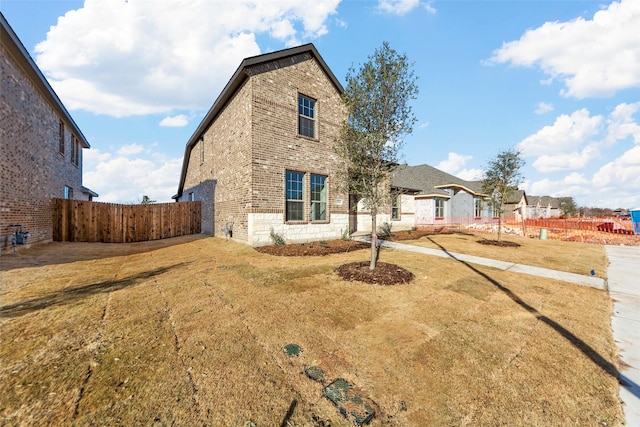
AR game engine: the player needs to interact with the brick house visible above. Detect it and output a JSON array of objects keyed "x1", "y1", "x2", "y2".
[
  {"x1": 1, "y1": 13, "x2": 96, "y2": 252},
  {"x1": 391, "y1": 164, "x2": 491, "y2": 226},
  {"x1": 174, "y1": 44, "x2": 356, "y2": 246}
]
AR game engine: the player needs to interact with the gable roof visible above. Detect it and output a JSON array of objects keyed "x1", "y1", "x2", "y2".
[
  {"x1": 1, "y1": 12, "x2": 89, "y2": 149},
  {"x1": 391, "y1": 164, "x2": 487, "y2": 198},
  {"x1": 505, "y1": 189, "x2": 527, "y2": 205},
  {"x1": 174, "y1": 43, "x2": 343, "y2": 200},
  {"x1": 528, "y1": 195, "x2": 560, "y2": 209}
]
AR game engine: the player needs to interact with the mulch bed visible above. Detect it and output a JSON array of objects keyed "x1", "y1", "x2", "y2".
[
  {"x1": 254, "y1": 228, "x2": 455, "y2": 285},
  {"x1": 477, "y1": 239, "x2": 521, "y2": 248},
  {"x1": 334, "y1": 261, "x2": 414, "y2": 285}
]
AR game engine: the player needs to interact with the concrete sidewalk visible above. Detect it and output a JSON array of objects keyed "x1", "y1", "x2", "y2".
[
  {"x1": 606, "y1": 245, "x2": 640, "y2": 426},
  {"x1": 376, "y1": 239, "x2": 606, "y2": 289},
  {"x1": 367, "y1": 238, "x2": 638, "y2": 424}
]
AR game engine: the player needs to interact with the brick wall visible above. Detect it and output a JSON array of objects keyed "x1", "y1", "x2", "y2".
[{"x1": 1, "y1": 43, "x2": 84, "y2": 252}]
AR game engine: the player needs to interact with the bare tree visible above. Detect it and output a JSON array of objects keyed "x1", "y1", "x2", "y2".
[
  {"x1": 481, "y1": 148, "x2": 525, "y2": 242},
  {"x1": 140, "y1": 195, "x2": 156, "y2": 205},
  {"x1": 334, "y1": 42, "x2": 419, "y2": 269}
]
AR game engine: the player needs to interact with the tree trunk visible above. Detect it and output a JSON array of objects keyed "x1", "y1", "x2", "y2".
[
  {"x1": 370, "y1": 213, "x2": 377, "y2": 270},
  {"x1": 498, "y1": 212, "x2": 503, "y2": 242}
]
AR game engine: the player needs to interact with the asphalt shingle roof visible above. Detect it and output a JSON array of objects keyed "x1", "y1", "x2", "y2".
[{"x1": 391, "y1": 164, "x2": 485, "y2": 197}]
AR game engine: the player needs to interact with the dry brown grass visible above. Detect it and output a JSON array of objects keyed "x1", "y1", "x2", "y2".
[
  {"x1": 401, "y1": 231, "x2": 609, "y2": 279},
  {"x1": 0, "y1": 235, "x2": 623, "y2": 426}
]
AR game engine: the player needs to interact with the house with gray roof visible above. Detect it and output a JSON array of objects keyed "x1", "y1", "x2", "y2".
[
  {"x1": 390, "y1": 164, "x2": 491, "y2": 227},
  {"x1": 526, "y1": 195, "x2": 560, "y2": 218}
]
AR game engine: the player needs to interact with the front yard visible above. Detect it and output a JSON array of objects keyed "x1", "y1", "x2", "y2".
[{"x1": 0, "y1": 235, "x2": 623, "y2": 426}]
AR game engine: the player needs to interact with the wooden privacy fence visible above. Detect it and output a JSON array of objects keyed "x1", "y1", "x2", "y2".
[{"x1": 53, "y1": 199, "x2": 201, "y2": 243}]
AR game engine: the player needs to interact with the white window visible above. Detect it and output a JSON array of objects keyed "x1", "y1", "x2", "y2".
[
  {"x1": 435, "y1": 198, "x2": 444, "y2": 218},
  {"x1": 391, "y1": 194, "x2": 400, "y2": 220},
  {"x1": 286, "y1": 170, "x2": 304, "y2": 221},
  {"x1": 64, "y1": 186, "x2": 73, "y2": 199},
  {"x1": 298, "y1": 95, "x2": 316, "y2": 138},
  {"x1": 474, "y1": 198, "x2": 482, "y2": 218},
  {"x1": 310, "y1": 174, "x2": 327, "y2": 221}
]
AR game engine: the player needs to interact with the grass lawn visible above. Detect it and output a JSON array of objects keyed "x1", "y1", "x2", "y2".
[{"x1": 0, "y1": 235, "x2": 623, "y2": 426}]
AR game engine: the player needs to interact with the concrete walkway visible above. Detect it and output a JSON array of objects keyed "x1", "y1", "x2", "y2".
[
  {"x1": 606, "y1": 245, "x2": 640, "y2": 426},
  {"x1": 377, "y1": 239, "x2": 606, "y2": 289},
  {"x1": 368, "y1": 238, "x2": 639, "y2": 424}
]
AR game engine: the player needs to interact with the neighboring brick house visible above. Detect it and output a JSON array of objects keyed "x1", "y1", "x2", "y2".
[
  {"x1": 1, "y1": 13, "x2": 96, "y2": 252},
  {"x1": 391, "y1": 164, "x2": 491, "y2": 226},
  {"x1": 174, "y1": 44, "x2": 353, "y2": 246}
]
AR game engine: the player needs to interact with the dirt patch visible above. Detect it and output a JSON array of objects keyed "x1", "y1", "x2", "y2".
[
  {"x1": 255, "y1": 239, "x2": 368, "y2": 256},
  {"x1": 477, "y1": 239, "x2": 521, "y2": 248},
  {"x1": 335, "y1": 261, "x2": 414, "y2": 285}
]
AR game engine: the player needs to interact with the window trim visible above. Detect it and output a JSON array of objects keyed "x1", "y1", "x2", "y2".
[
  {"x1": 285, "y1": 170, "x2": 305, "y2": 222},
  {"x1": 59, "y1": 120, "x2": 65, "y2": 155},
  {"x1": 391, "y1": 194, "x2": 401, "y2": 221},
  {"x1": 64, "y1": 185, "x2": 73, "y2": 199},
  {"x1": 435, "y1": 198, "x2": 445, "y2": 219},
  {"x1": 71, "y1": 135, "x2": 80, "y2": 166},
  {"x1": 310, "y1": 173, "x2": 327, "y2": 222},
  {"x1": 298, "y1": 94, "x2": 317, "y2": 139},
  {"x1": 474, "y1": 198, "x2": 482, "y2": 218}
]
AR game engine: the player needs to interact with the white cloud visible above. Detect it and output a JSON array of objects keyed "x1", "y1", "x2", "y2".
[
  {"x1": 83, "y1": 145, "x2": 182, "y2": 203},
  {"x1": 518, "y1": 109, "x2": 602, "y2": 157},
  {"x1": 522, "y1": 172, "x2": 589, "y2": 197},
  {"x1": 603, "y1": 102, "x2": 640, "y2": 146},
  {"x1": 160, "y1": 114, "x2": 189, "y2": 127},
  {"x1": 116, "y1": 143, "x2": 145, "y2": 156},
  {"x1": 436, "y1": 152, "x2": 472, "y2": 174},
  {"x1": 435, "y1": 152, "x2": 482, "y2": 181},
  {"x1": 376, "y1": 0, "x2": 421, "y2": 16},
  {"x1": 488, "y1": 0, "x2": 640, "y2": 98},
  {"x1": 532, "y1": 145, "x2": 599, "y2": 173},
  {"x1": 535, "y1": 102, "x2": 554, "y2": 115},
  {"x1": 35, "y1": 0, "x2": 341, "y2": 117}
]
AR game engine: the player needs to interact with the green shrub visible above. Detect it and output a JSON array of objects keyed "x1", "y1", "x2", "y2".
[
  {"x1": 379, "y1": 222, "x2": 392, "y2": 237},
  {"x1": 269, "y1": 227, "x2": 285, "y2": 246}
]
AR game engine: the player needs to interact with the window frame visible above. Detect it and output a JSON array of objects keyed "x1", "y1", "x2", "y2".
[
  {"x1": 285, "y1": 170, "x2": 305, "y2": 222},
  {"x1": 391, "y1": 194, "x2": 401, "y2": 220},
  {"x1": 71, "y1": 135, "x2": 80, "y2": 166},
  {"x1": 64, "y1": 185, "x2": 73, "y2": 199},
  {"x1": 59, "y1": 120, "x2": 65, "y2": 155},
  {"x1": 474, "y1": 198, "x2": 482, "y2": 218},
  {"x1": 435, "y1": 198, "x2": 445, "y2": 218},
  {"x1": 310, "y1": 174, "x2": 327, "y2": 222},
  {"x1": 298, "y1": 94, "x2": 316, "y2": 139}
]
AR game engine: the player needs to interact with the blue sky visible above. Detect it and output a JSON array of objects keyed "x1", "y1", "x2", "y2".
[{"x1": 2, "y1": 0, "x2": 639, "y2": 208}]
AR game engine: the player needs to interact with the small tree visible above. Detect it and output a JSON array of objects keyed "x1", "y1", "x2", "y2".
[
  {"x1": 558, "y1": 196, "x2": 577, "y2": 217},
  {"x1": 481, "y1": 148, "x2": 525, "y2": 242},
  {"x1": 140, "y1": 195, "x2": 156, "y2": 205},
  {"x1": 334, "y1": 41, "x2": 418, "y2": 270}
]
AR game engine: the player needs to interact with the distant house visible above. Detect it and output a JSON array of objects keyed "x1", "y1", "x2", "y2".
[
  {"x1": 503, "y1": 189, "x2": 528, "y2": 222},
  {"x1": 527, "y1": 195, "x2": 560, "y2": 218},
  {"x1": 390, "y1": 164, "x2": 491, "y2": 227},
  {"x1": 1, "y1": 13, "x2": 96, "y2": 251},
  {"x1": 173, "y1": 44, "x2": 350, "y2": 246}
]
